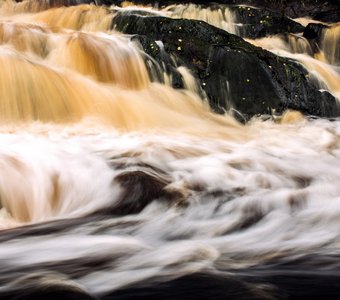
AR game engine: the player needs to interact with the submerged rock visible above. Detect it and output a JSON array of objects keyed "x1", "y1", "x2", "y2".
[
  {"x1": 113, "y1": 14, "x2": 339, "y2": 120},
  {"x1": 0, "y1": 273, "x2": 96, "y2": 300},
  {"x1": 102, "y1": 272, "x2": 276, "y2": 300},
  {"x1": 104, "y1": 170, "x2": 184, "y2": 216}
]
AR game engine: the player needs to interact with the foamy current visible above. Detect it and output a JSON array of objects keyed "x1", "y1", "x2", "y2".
[
  {"x1": 0, "y1": 117, "x2": 339, "y2": 295},
  {"x1": 0, "y1": 1, "x2": 339, "y2": 299}
]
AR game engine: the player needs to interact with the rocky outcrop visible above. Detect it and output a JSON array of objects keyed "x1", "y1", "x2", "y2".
[
  {"x1": 229, "y1": 0, "x2": 340, "y2": 23},
  {"x1": 107, "y1": 1, "x2": 306, "y2": 39},
  {"x1": 230, "y1": 5, "x2": 304, "y2": 39},
  {"x1": 113, "y1": 14, "x2": 339, "y2": 120},
  {"x1": 302, "y1": 23, "x2": 329, "y2": 54},
  {"x1": 303, "y1": 23, "x2": 329, "y2": 42},
  {"x1": 101, "y1": 0, "x2": 340, "y2": 22},
  {"x1": 29, "y1": 0, "x2": 338, "y2": 23}
]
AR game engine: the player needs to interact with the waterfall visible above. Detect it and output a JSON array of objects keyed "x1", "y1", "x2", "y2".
[
  {"x1": 322, "y1": 23, "x2": 340, "y2": 66},
  {"x1": 163, "y1": 3, "x2": 239, "y2": 35},
  {"x1": 0, "y1": 1, "x2": 339, "y2": 299}
]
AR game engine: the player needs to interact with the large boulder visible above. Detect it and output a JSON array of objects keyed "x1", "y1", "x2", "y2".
[{"x1": 113, "y1": 14, "x2": 339, "y2": 120}]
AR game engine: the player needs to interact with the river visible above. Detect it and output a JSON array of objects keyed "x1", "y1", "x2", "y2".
[{"x1": 0, "y1": 1, "x2": 339, "y2": 299}]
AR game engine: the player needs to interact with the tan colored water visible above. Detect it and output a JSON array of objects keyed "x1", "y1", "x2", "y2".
[
  {"x1": 0, "y1": 1, "x2": 243, "y2": 139},
  {"x1": 163, "y1": 3, "x2": 239, "y2": 35},
  {"x1": 49, "y1": 32, "x2": 150, "y2": 87},
  {"x1": 322, "y1": 23, "x2": 340, "y2": 66},
  {"x1": 33, "y1": 4, "x2": 112, "y2": 31}
]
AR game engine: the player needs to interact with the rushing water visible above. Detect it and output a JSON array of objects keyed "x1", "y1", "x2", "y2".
[{"x1": 0, "y1": 1, "x2": 339, "y2": 299}]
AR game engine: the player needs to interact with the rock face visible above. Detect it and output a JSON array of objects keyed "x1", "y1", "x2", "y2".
[
  {"x1": 162, "y1": 3, "x2": 305, "y2": 39},
  {"x1": 303, "y1": 23, "x2": 329, "y2": 42},
  {"x1": 230, "y1": 5, "x2": 304, "y2": 39},
  {"x1": 113, "y1": 14, "x2": 339, "y2": 120},
  {"x1": 100, "y1": 0, "x2": 340, "y2": 23},
  {"x1": 227, "y1": 0, "x2": 340, "y2": 23}
]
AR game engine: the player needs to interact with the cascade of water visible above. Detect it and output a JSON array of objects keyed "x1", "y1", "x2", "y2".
[
  {"x1": 287, "y1": 34, "x2": 313, "y2": 55},
  {"x1": 0, "y1": 21, "x2": 50, "y2": 57},
  {"x1": 248, "y1": 36, "x2": 340, "y2": 100},
  {"x1": 163, "y1": 3, "x2": 239, "y2": 35},
  {"x1": 49, "y1": 32, "x2": 150, "y2": 88},
  {"x1": 322, "y1": 23, "x2": 340, "y2": 66},
  {"x1": 32, "y1": 4, "x2": 113, "y2": 31},
  {"x1": 0, "y1": 0, "x2": 94, "y2": 13}
]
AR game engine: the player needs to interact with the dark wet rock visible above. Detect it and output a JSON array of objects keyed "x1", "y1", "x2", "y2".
[
  {"x1": 313, "y1": 9, "x2": 340, "y2": 23},
  {"x1": 113, "y1": 14, "x2": 339, "y2": 120},
  {"x1": 108, "y1": 170, "x2": 184, "y2": 215},
  {"x1": 231, "y1": 5, "x2": 304, "y2": 39},
  {"x1": 240, "y1": 0, "x2": 340, "y2": 23},
  {"x1": 0, "y1": 273, "x2": 97, "y2": 300},
  {"x1": 244, "y1": 259, "x2": 340, "y2": 300},
  {"x1": 303, "y1": 22, "x2": 330, "y2": 54},
  {"x1": 145, "y1": 1, "x2": 305, "y2": 39},
  {"x1": 100, "y1": 0, "x2": 340, "y2": 23},
  {"x1": 132, "y1": 35, "x2": 187, "y2": 90},
  {"x1": 102, "y1": 272, "x2": 277, "y2": 300},
  {"x1": 111, "y1": 1, "x2": 304, "y2": 39},
  {"x1": 303, "y1": 22, "x2": 329, "y2": 42},
  {"x1": 278, "y1": 0, "x2": 340, "y2": 23}
]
